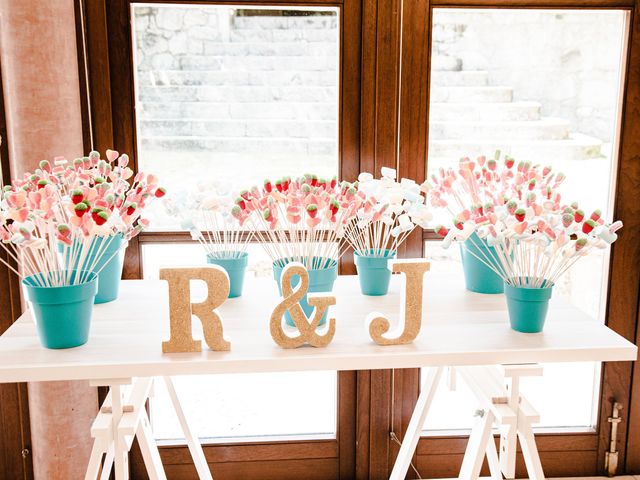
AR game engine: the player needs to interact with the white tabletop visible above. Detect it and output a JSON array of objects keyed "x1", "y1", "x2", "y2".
[{"x1": 0, "y1": 274, "x2": 635, "y2": 383}]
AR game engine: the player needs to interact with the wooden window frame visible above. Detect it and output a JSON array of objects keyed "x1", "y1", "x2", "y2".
[
  {"x1": 79, "y1": 0, "x2": 640, "y2": 478},
  {"x1": 359, "y1": 1, "x2": 640, "y2": 478},
  {"x1": 81, "y1": 0, "x2": 361, "y2": 477}
]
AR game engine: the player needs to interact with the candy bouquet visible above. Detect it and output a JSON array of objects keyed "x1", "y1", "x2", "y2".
[
  {"x1": 425, "y1": 151, "x2": 566, "y2": 294},
  {"x1": 165, "y1": 183, "x2": 252, "y2": 297},
  {"x1": 430, "y1": 155, "x2": 621, "y2": 332},
  {"x1": 233, "y1": 173, "x2": 360, "y2": 325},
  {"x1": 0, "y1": 150, "x2": 163, "y2": 348},
  {"x1": 342, "y1": 167, "x2": 432, "y2": 295}
]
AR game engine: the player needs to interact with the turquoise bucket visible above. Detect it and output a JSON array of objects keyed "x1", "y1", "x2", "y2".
[
  {"x1": 22, "y1": 270, "x2": 98, "y2": 349},
  {"x1": 354, "y1": 249, "x2": 396, "y2": 296},
  {"x1": 207, "y1": 251, "x2": 248, "y2": 298},
  {"x1": 59, "y1": 234, "x2": 125, "y2": 304},
  {"x1": 504, "y1": 279, "x2": 553, "y2": 333},
  {"x1": 460, "y1": 233, "x2": 504, "y2": 294},
  {"x1": 273, "y1": 257, "x2": 337, "y2": 327}
]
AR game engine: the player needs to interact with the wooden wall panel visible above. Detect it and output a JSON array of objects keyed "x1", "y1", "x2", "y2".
[
  {"x1": 131, "y1": 440, "x2": 338, "y2": 479},
  {"x1": 417, "y1": 433, "x2": 600, "y2": 478},
  {"x1": 162, "y1": 458, "x2": 338, "y2": 480},
  {"x1": 417, "y1": 450, "x2": 598, "y2": 479},
  {"x1": 396, "y1": 0, "x2": 430, "y2": 261},
  {"x1": 82, "y1": 0, "x2": 114, "y2": 153}
]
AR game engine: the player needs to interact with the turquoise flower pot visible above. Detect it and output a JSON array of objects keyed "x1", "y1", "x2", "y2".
[
  {"x1": 460, "y1": 233, "x2": 504, "y2": 294},
  {"x1": 59, "y1": 234, "x2": 125, "y2": 304},
  {"x1": 207, "y1": 251, "x2": 248, "y2": 298},
  {"x1": 273, "y1": 257, "x2": 337, "y2": 327},
  {"x1": 22, "y1": 270, "x2": 98, "y2": 349},
  {"x1": 354, "y1": 249, "x2": 396, "y2": 296},
  {"x1": 504, "y1": 279, "x2": 553, "y2": 333}
]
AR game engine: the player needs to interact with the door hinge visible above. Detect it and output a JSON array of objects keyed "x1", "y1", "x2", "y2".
[{"x1": 604, "y1": 402, "x2": 622, "y2": 477}]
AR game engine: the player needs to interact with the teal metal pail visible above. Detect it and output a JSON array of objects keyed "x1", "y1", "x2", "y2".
[
  {"x1": 460, "y1": 233, "x2": 504, "y2": 294},
  {"x1": 22, "y1": 270, "x2": 98, "y2": 349},
  {"x1": 273, "y1": 257, "x2": 337, "y2": 327},
  {"x1": 207, "y1": 252, "x2": 248, "y2": 298},
  {"x1": 354, "y1": 249, "x2": 396, "y2": 296},
  {"x1": 504, "y1": 279, "x2": 553, "y2": 333}
]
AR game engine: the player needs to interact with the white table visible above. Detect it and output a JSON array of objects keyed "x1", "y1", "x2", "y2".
[{"x1": 0, "y1": 274, "x2": 635, "y2": 480}]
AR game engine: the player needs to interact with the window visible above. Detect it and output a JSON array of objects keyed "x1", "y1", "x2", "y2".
[
  {"x1": 422, "y1": 8, "x2": 628, "y2": 432},
  {"x1": 85, "y1": 0, "x2": 640, "y2": 476},
  {"x1": 91, "y1": 0, "x2": 361, "y2": 472},
  {"x1": 131, "y1": 4, "x2": 339, "y2": 230},
  {"x1": 129, "y1": 3, "x2": 342, "y2": 442},
  {"x1": 425, "y1": 9, "x2": 627, "y2": 429},
  {"x1": 142, "y1": 243, "x2": 337, "y2": 440}
]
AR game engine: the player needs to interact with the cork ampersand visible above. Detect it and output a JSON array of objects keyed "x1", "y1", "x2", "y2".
[
  {"x1": 160, "y1": 266, "x2": 231, "y2": 353},
  {"x1": 367, "y1": 259, "x2": 430, "y2": 345},
  {"x1": 270, "y1": 262, "x2": 336, "y2": 349}
]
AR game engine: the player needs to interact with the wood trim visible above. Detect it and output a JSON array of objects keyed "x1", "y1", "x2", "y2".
[
  {"x1": 616, "y1": 2, "x2": 640, "y2": 474},
  {"x1": 595, "y1": 4, "x2": 639, "y2": 475},
  {"x1": 338, "y1": 0, "x2": 363, "y2": 276},
  {"x1": 392, "y1": 2, "x2": 640, "y2": 479},
  {"x1": 338, "y1": 370, "x2": 357, "y2": 478},
  {"x1": 0, "y1": 383, "x2": 32, "y2": 480},
  {"x1": 368, "y1": 369, "x2": 393, "y2": 479},
  {"x1": 105, "y1": 0, "x2": 142, "y2": 279},
  {"x1": 355, "y1": 370, "x2": 371, "y2": 480},
  {"x1": 417, "y1": 449, "x2": 599, "y2": 478},
  {"x1": 396, "y1": 0, "x2": 430, "y2": 261},
  {"x1": 133, "y1": 439, "x2": 340, "y2": 478},
  {"x1": 418, "y1": 430, "x2": 598, "y2": 455},
  {"x1": 360, "y1": 0, "x2": 428, "y2": 477},
  {"x1": 82, "y1": 0, "x2": 114, "y2": 152},
  {"x1": 416, "y1": 432, "x2": 600, "y2": 478},
  {"x1": 160, "y1": 439, "x2": 337, "y2": 463},
  {"x1": 359, "y1": 0, "x2": 377, "y2": 176},
  {"x1": 373, "y1": 0, "x2": 402, "y2": 176},
  {"x1": 163, "y1": 458, "x2": 338, "y2": 479},
  {"x1": 389, "y1": 368, "x2": 421, "y2": 479}
]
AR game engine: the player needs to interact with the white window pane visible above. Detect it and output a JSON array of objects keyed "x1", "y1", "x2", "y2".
[
  {"x1": 422, "y1": 362, "x2": 600, "y2": 432},
  {"x1": 142, "y1": 243, "x2": 337, "y2": 440},
  {"x1": 131, "y1": 4, "x2": 340, "y2": 230},
  {"x1": 151, "y1": 372, "x2": 336, "y2": 440},
  {"x1": 132, "y1": 4, "x2": 341, "y2": 439}
]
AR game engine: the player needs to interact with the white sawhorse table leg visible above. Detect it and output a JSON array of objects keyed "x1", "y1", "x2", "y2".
[
  {"x1": 456, "y1": 364, "x2": 545, "y2": 480},
  {"x1": 389, "y1": 366, "x2": 444, "y2": 480},
  {"x1": 85, "y1": 377, "x2": 213, "y2": 480},
  {"x1": 389, "y1": 365, "x2": 545, "y2": 480}
]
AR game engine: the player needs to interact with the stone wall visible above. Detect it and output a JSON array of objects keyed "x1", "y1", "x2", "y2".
[
  {"x1": 133, "y1": 6, "x2": 339, "y2": 158},
  {"x1": 433, "y1": 9, "x2": 626, "y2": 142},
  {"x1": 135, "y1": 7, "x2": 625, "y2": 150}
]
